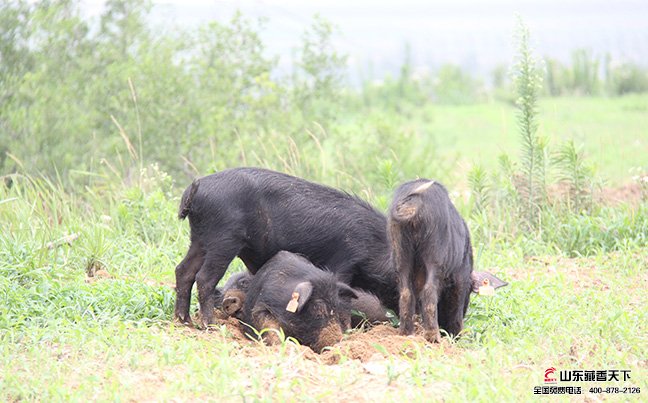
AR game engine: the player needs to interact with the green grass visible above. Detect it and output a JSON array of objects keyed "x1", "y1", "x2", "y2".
[
  {"x1": 1, "y1": 158, "x2": 646, "y2": 401},
  {"x1": 400, "y1": 95, "x2": 648, "y2": 184},
  {"x1": 2, "y1": 6, "x2": 646, "y2": 398}
]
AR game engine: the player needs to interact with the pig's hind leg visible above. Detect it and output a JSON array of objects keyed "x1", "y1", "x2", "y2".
[
  {"x1": 419, "y1": 263, "x2": 441, "y2": 343},
  {"x1": 195, "y1": 243, "x2": 241, "y2": 328},
  {"x1": 437, "y1": 272, "x2": 472, "y2": 338},
  {"x1": 174, "y1": 242, "x2": 205, "y2": 324}
]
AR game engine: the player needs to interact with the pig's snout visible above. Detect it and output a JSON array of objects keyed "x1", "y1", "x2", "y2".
[{"x1": 222, "y1": 293, "x2": 244, "y2": 316}]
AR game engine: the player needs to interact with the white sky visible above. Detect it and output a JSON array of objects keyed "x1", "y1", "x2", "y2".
[{"x1": 80, "y1": 0, "x2": 648, "y2": 79}]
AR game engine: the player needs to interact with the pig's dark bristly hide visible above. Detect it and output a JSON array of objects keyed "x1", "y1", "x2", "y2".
[
  {"x1": 174, "y1": 168, "x2": 398, "y2": 326},
  {"x1": 388, "y1": 179, "x2": 474, "y2": 342}
]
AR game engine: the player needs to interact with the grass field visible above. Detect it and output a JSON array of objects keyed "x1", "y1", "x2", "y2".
[
  {"x1": 1, "y1": 94, "x2": 647, "y2": 401},
  {"x1": 403, "y1": 95, "x2": 648, "y2": 185},
  {"x1": 2, "y1": 4, "x2": 647, "y2": 400}
]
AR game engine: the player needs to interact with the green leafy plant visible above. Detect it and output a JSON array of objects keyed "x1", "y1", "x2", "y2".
[
  {"x1": 512, "y1": 17, "x2": 547, "y2": 229},
  {"x1": 468, "y1": 164, "x2": 490, "y2": 214},
  {"x1": 552, "y1": 140, "x2": 597, "y2": 213}
]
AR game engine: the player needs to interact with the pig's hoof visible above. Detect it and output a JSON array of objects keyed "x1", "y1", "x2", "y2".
[
  {"x1": 174, "y1": 315, "x2": 193, "y2": 327},
  {"x1": 424, "y1": 330, "x2": 441, "y2": 343},
  {"x1": 399, "y1": 327, "x2": 415, "y2": 337}
]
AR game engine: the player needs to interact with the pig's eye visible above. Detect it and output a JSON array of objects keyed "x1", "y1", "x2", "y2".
[{"x1": 312, "y1": 301, "x2": 328, "y2": 318}]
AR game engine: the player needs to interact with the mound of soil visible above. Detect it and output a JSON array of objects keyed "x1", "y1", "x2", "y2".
[
  {"x1": 186, "y1": 311, "x2": 438, "y2": 365},
  {"x1": 320, "y1": 324, "x2": 430, "y2": 364},
  {"x1": 188, "y1": 310, "x2": 252, "y2": 344}
]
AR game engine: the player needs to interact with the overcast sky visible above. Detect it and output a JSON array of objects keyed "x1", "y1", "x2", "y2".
[{"x1": 82, "y1": 0, "x2": 648, "y2": 80}]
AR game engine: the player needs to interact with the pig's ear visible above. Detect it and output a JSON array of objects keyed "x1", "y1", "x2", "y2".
[
  {"x1": 337, "y1": 282, "x2": 359, "y2": 300},
  {"x1": 288, "y1": 281, "x2": 313, "y2": 313},
  {"x1": 471, "y1": 271, "x2": 508, "y2": 292},
  {"x1": 238, "y1": 276, "x2": 250, "y2": 290}
]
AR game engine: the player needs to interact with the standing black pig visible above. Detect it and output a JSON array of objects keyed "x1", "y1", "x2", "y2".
[
  {"x1": 388, "y1": 179, "x2": 474, "y2": 343},
  {"x1": 240, "y1": 251, "x2": 358, "y2": 352},
  {"x1": 175, "y1": 168, "x2": 398, "y2": 327}
]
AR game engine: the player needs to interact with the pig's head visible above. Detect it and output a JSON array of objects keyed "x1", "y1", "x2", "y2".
[
  {"x1": 258, "y1": 271, "x2": 358, "y2": 353},
  {"x1": 221, "y1": 272, "x2": 252, "y2": 317}
]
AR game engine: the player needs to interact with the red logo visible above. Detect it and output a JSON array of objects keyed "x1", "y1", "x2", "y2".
[{"x1": 545, "y1": 367, "x2": 557, "y2": 383}]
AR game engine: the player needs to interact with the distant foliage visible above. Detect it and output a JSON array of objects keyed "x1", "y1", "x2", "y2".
[
  {"x1": 544, "y1": 49, "x2": 648, "y2": 97},
  {"x1": 1, "y1": 3, "x2": 646, "y2": 259},
  {"x1": 362, "y1": 58, "x2": 485, "y2": 108},
  {"x1": 607, "y1": 61, "x2": 648, "y2": 95},
  {"x1": 0, "y1": 1, "x2": 349, "y2": 181},
  {"x1": 3, "y1": 1, "x2": 646, "y2": 184},
  {"x1": 432, "y1": 64, "x2": 485, "y2": 104},
  {"x1": 293, "y1": 15, "x2": 348, "y2": 124}
]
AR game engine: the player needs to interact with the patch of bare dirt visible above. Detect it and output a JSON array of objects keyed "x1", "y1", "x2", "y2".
[
  {"x1": 525, "y1": 255, "x2": 612, "y2": 292},
  {"x1": 320, "y1": 324, "x2": 432, "y2": 364},
  {"x1": 547, "y1": 180, "x2": 646, "y2": 208},
  {"x1": 181, "y1": 311, "x2": 253, "y2": 345},
  {"x1": 596, "y1": 182, "x2": 645, "y2": 207},
  {"x1": 179, "y1": 312, "x2": 447, "y2": 364}
]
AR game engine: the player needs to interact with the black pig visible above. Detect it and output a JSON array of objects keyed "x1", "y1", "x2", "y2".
[
  {"x1": 219, "y1": 271, "x2": 392, "y2": 327},
  {"x1": 241, "y1": 251, "x2": 358, "y2": 352},
  {"x1": 350, "y1": 271, "x2": 507, "y2": 327},
  {"x1": 388, "y1": 179, "x2": 474, "y2": 342},
  {"x1": 175, "y1": 168, "x2": 397, "y2": 327}
]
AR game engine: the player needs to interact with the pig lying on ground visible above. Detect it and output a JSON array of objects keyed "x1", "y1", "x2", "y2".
[
  {"x1": 388, "y1": 179, "x2": 474, "y2": 342},
  {"x1": 239, "y1": 251, "x2": 358, "y2": 352},
  {"x1": 218, "y1": 271, "x2": 390, "y2": 327}
]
